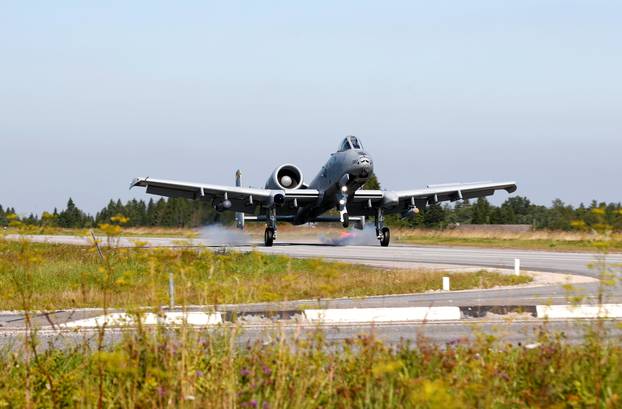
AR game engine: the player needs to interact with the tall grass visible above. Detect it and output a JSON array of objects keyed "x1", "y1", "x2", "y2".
[{"x1": 0, "y1": 325, "x2": 621, "y2": 408}]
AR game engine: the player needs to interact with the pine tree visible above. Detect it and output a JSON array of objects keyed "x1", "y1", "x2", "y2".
[
  {"x1": 58, "y1": 198, "x2": 90, "y2": 228},
  {"x1": 146, "y1": 198, "x2": 156, "y2": 225},
  {"x1": 24, "y1": 213, "x2": 38, "y2": 225},
  {"x1": 0, "y1": 205, "x2": 6, "y2": 226},
  {"x1": 363, "y1": 174, "x2": 381, "y2": 190},
  {"x1": 423, "y1": 203, "x2": 446, "y2": 227},
  {"x1": 136, "y1": 199, "x2": 148, "y2": 225},
  {"x1": 471, "y1": 198, "x2": 491, "y2": 224}
]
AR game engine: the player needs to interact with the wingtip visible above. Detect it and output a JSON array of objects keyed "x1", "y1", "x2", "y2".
[{"x1": 130, "y1": 177, "x2": 147, "y2": 190}]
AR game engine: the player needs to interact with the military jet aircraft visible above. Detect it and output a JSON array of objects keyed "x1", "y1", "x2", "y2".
[{"x1": 131, "y1": 136, "x2": 516, "y2": 247}]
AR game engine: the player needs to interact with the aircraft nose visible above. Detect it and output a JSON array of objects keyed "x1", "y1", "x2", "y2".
[
  {"x1": 358, "y1": 156, "x2": 372, "y2": 169},
  {"x1": 356, "y1": 156, "x2": 373, "y2": 177}
]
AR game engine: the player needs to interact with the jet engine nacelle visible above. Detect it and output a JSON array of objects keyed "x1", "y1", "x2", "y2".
[{"x1": 265, "y1": 164, "x2": 305, "y2": 190}]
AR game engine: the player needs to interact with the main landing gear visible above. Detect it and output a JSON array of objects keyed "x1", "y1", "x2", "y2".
[
  {"x1": 338, "y1": 185, "x2": 349, "y2": 228},
  {"x1": 379, "y1": 227, "x2": 390, "y2": 247},
  {"x1": 375, "y1": 208, "x2": 391, "y2": 247},
  {"x1": 342, "y1": 213, "x2": 349, "y2": 229},
  {"x1": 264, "y1": 207, "x2": 277, "y2": 247}
]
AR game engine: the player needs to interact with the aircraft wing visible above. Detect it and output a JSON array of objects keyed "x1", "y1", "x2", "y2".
[
  {"x1": 351, "y1": 181, "x2": 517, "y2": 215},
  {"x1": 130, "y1": 177, "x2": 320, "y2": 213}
]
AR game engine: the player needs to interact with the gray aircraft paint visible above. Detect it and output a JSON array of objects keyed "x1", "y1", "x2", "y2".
[{"x1": 131, "y1": 136, "x2": 516, "y2": 246}]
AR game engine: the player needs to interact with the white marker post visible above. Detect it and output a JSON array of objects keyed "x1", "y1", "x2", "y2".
[
  {"x1": 168, "y1": 272, "x2": 175, "y2": 308},
  {"x1": 442, "y1": 276, "x2": 450, "y2": 291},
  {"x1": 514, "y1": 258, "x2": 520, "y2": 276}
]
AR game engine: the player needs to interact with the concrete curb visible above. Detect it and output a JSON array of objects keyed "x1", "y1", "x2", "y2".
[
  {"x1": 61, "y1": 312, "x2": 222, "y2": 328},
  {"x1": 50, "y1": 304, "x2": 622, "y2": 328},
  {"x1": 536, "y1": 304, "x2": 622, "y2": 319}
]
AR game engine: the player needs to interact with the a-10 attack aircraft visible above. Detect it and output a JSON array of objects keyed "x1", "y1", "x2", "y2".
[{"x1": 131, "y1": 136, "x2": 516, "y2": 247}]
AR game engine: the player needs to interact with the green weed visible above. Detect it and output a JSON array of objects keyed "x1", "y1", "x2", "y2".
[{"x1": 0, "y1": 326, "x2": 621, "y2": 408}]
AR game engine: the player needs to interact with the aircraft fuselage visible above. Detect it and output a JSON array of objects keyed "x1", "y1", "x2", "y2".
[{"x1": 293, "y1": 147, "x2": 374, "y2": 224}]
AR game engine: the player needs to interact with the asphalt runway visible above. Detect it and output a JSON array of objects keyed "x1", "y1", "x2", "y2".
[{"x1": 3, "y1": 319, "x2": 622, "y2": 350}]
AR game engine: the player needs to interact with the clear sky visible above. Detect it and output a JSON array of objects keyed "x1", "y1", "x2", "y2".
[{"x1": 1, "y1": 1, "x2": 620, "y2": 215}]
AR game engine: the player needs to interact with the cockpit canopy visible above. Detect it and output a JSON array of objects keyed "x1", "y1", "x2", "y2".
[{"x1": 338, "y1": 135, "x2": 364, "y2": 152}]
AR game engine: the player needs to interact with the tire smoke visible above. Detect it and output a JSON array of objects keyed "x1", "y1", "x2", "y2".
[{"x1": 319, "y1": 225, "x2": 378, "y2": 246}]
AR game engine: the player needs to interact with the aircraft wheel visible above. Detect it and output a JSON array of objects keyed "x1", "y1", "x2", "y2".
[
  {"x1": 342, "y1": 213, "x2": 350, "y2": 228},
  {"x1": 380, "y1": 227, "x2": 390, "y2": 247},
  {"x1": 264, "y1": 228, "x2": 275, "y2": 247}
]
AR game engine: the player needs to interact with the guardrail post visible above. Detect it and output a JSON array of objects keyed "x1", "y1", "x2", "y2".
[
  {"x1": 442, "y1": 276, "x2": 450, "y2": 291},
  {"x1": 514, "y1": 258, "x2": 520, "y2": 276}
]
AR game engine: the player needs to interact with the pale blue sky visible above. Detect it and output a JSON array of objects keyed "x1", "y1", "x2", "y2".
[{"x1": 1, "y1": 1, "x2": 620, "y2": 214}]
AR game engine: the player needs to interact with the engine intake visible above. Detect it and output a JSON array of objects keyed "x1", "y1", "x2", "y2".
[{"x1": 265, "y1": 164, "x2": 304, "y2": 190}]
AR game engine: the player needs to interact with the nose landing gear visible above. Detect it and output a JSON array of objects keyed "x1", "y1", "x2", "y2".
[
  {"x1": 264, "y1": 227, "x2": 275, "y2": 247},
  {"x1": 264, "y1": 207, "x2": 277, "y2": 247}
]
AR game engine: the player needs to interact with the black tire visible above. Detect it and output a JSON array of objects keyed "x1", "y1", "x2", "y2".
[
  {"x1": 342, "y1": 213, "x2": 350, "y2": 228},
  {"x1": 264, "y1": 228, "x2": 274, "y2": 247},
  {"x1": 380, "y1": 227, "x2": 390, "y2": 247}
]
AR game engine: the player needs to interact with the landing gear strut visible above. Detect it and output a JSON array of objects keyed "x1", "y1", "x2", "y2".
[
  {"x1": 375, "y1": 207, "x2": 391, "y2": 247},
  {"x1": 264, "y1": 207, "x2": 277, "y2": 247}
]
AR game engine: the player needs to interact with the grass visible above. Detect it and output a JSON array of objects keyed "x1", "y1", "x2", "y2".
[
  {"x1": 3, "y1": 225, "x2": 198, "y2": 238},
  {"x1": 0, "y1": 239, "x2": 531, "y2": 311},
  {"x1": 1, "y1": 325, "x2": 621, "y2": 408},
  {"x1": 392, "y1": 228, "x2": 622, "y2": 252}
]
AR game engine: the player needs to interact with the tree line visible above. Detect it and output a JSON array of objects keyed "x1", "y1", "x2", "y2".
[
  {"x1": 387, "y1": 197, "x2": 622, "y2": 231},
  {"x1": 1, "y1": 195, "x2": 620, "y2": 231},
  {"x1": 0, "y1": 197, "x2": 231, "y2": 229}
]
